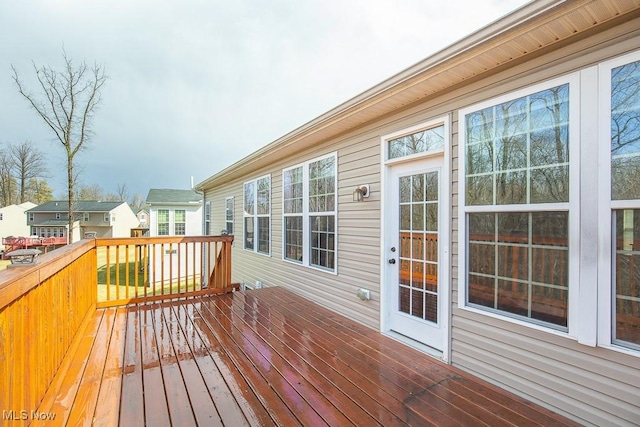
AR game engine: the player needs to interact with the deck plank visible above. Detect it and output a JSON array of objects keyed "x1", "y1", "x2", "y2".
[
  {"x1": 168, "y1": 300, "x2": 256, "y2": 427},
  {"x1": 92, "y1": 307, "x2": 127, "y2": 427},
  {"x1": 212, "y1": 293, "x2": 380, "y2": 426},
  {"x1": 161, "y1": 302, "x2": 223, "y2": 426},
  {"x1": 181, "y1": 299, "x2": 279, "y2": 426},
  {"x1": 65, "y1": 307, "x2": 117, "y2": 426},
  {"x1": 119, "y1": 305, "x2": 145, "y2": 426},
  {"x1": 195, "y1": 297, "x2": 308, "y2": 426},
  {"x1": 138, "y1": 303, "x2": 171, "y2": 427},
  {"x1": 221, "y1": 291, "x2": 408, "y2": 426},
  {"x1": 153, "y1": 303, "x2": 197, "y2": 426},
  {"x1": 33, "y1": 287, "x2": 581, "y2": 427}
]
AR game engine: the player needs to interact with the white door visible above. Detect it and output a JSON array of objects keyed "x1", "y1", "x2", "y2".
[{"x1": 385, "y1": 157, "x2": 448, "y2": 353}]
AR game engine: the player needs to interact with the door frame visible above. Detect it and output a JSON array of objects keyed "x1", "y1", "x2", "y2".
[{"x1": 380, "y1": 116, "x2": 451, "y2": 362}]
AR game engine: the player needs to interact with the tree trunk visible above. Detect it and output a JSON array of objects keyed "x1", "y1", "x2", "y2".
[{"x1": 68, "y1": 154, "x2": 74, "y2": 243}]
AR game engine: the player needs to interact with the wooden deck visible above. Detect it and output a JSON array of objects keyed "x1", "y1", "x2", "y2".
[{"x1": 34, "y1": 287, "x2": 579, "y2": 426}]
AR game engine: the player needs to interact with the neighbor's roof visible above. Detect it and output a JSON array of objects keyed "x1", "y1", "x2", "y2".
[
  {"x1": 145, "y1": 189, "x2": 202, "y2": 205},
  {"x1": 197, "y1": 0, "x2": 640, "y2": 190},
  {"x1": 27, "y1": 200, "x2": 125, "y2": 213}
]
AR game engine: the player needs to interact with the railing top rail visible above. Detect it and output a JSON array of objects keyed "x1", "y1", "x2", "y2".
[
  {"x1": 0, "y1": 239, "x2": 95, "y2": 311},
  {"x1": 95, "y1": 235, "x2": 234, "y2": 246}
]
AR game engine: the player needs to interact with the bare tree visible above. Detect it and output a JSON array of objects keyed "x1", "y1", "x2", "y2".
[
  {"x1": 10, "y1": 141, "x2": 48, "y2": 203},
  {"x1": 12, "y1": 51, "x2": 107, "y2": 242},
  {"x1": 116, "y1": 182, "x2": 128, "y2": 202},
  {"x1": 0, "y1": 149, "x2": 17, "y2": 207},
  {"x1": 129, "y1": 193, "x2": 144, "y2": 210},
  {"x1": 76, "y1": 184, "x2": 105, "y2": 201}
]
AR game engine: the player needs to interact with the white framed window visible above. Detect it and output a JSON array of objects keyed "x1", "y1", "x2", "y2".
[
  {"x1": 174, "y1": 210, "x2": 186, "y2": 235},
  {"x1": 103, "y1": 213, "x2": 109, "y2": 222},
  {"x1": 243, "y1": 175, "x2": 270, "y2": 255},
  {"x1": 282, "y1": 152, "x2": 337, "y2": 272},
  {"x1": 29, "y1": 213, "x2": 34, "y2": 222},
  {"x1": 225, "y1": 197, "x2": 234, "y2": 235},
  {"x1": 599, "y1": 51, "x2": 640, "y2": 353},
  {"x1": 459, "y1": 74, "x2": 579, "y2": 334},
  {"x1": 157, "y1": 209, "x2": 169, "y2": 236},
  {"x1": 83, "y1": 213, "x2": 89, "y2": 222},
  {"x1": 204, "y1": 201, "x2": 211, "y2": 235},
  {"x1": 55, "y1": 213, "x2": 61, "y2": 219},
  {"x1": 0, "y1": 213, "x2": 3, "y2": 221}
]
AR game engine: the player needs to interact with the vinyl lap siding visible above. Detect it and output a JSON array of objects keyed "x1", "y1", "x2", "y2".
[{"x1": 205, "y1": 135, "x2": 383, "y2": 329}]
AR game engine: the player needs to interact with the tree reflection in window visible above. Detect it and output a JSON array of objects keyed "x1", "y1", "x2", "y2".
[
  {"x1": 611, "y1": 60, "x2": 640, "y2": 200},
  {"x1": 465, "y1": 84, "x2": 569, "y2": 205}
]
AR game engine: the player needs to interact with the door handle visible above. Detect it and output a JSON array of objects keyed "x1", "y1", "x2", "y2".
[{"x1": 388, "y1": 258, "x2": 396, "y2": 264}]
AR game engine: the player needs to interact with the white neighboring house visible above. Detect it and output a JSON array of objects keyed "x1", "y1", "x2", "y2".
[
  {"x1": 145, "y1": 189, "x2": 203, "y2": 285},
  {"x1": 0, "y1": 202, "x2": 37, "y2": 250}
]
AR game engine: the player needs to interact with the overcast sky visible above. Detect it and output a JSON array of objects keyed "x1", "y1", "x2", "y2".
[{"x1": 0, "y1": 0, "x2": 529, "y2": 201}]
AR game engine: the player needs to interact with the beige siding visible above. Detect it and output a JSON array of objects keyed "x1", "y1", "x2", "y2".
[{"x1": 204, "y1": 13, "x2": 640, "y2": 427}]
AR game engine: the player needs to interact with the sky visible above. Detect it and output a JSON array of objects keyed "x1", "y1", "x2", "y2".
[{"x1": 0, "y1": 0, "x2": 530, "y2": 201}]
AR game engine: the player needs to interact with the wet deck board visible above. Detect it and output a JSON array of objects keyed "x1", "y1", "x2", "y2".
[{"x1": 36, "y1": 287, "x2": 580, "y2": 426}]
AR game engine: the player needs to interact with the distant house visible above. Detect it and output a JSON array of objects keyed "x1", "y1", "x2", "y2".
[
  {"x1": 0, "y1": 202, "x2": 37, "y2": 250},
  {"x1": 130, "y1": 207, "x2": 150, "y2": 237},
  {"x1": 196, "y1": 1, "x2": 640, "y2": 425},
  {"x1": 145, "y1": 189, "x2": 203, "y2": 284},
  {"x1": 26, "y1": 200, "x2": 139, "y2": 242}
]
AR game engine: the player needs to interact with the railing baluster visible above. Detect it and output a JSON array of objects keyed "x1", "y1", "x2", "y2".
[{"x1": 94, "y1": 236, "x2": 233, "y2": 307}]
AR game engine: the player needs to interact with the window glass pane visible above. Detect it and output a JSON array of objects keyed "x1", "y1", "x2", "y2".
[
  {"x1": 257, "y1": 177, "x2": 270, "y2": 215},
  {"x1": 284, "y1": 167, "x2": 303, "y2": 214},
  {"x1": 310, "y1": 215, "x2": 335, "y2": 270},
  {"x1": 467, "y1": 211, "x2": 568, "y2": 329},
  {"x1": 157, "y1": 209, "x2": 169, "y2": 236},
  {"x1": 244, "y1": 182, "x2": 254, "y2": 215},
  {"x1": 465, "y1": 84, "x2": 570, "y2": 206},
  {"x1": 309, "y1": 157, "x2": 335, "y2": 213},
  {"x1": 257, "y1": 217, "x2": 270, "y2": 254},
  {"x1": 388, "y1": 125, "x2": 444, "y2": 159},
  {"x1": 285, "y1": 216, "x2": 303, "y2": 262},
  {"x1": 611, "y1": 60, "x2": 640, "y2": 200},
  {"x1": 174, "y1": 210, "x2": 186, "y2": 235},
  {"x1": 614, "y1": 209, "x2": 640, "y2": 349},
  {"x1": 244, "y1": 217, "x2": 254, "y2": 250}
]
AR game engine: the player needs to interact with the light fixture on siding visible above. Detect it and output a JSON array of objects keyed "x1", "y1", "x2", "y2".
[{"x1": 352, "y1": 184, "x2": 370, "y2": 202}]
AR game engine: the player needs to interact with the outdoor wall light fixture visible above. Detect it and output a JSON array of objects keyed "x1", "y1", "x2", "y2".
[{"x1": 352, "y1": 184, "x2": 370, "y2": 202}]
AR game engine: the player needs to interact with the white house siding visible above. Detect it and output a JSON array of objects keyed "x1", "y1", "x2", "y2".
[
  {"x1": 109, "y1": 203, "x2": 139, "y2": 238},
  {"x1": 203, "y1": 7, "x2": 640, "y2": 427},
  {"x1": 0, "y1": 203, "x2": 36, "y2": 248}
]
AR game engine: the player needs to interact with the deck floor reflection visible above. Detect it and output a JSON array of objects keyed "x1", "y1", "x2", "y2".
[{"x1": 35, "y1": 287, "x2": 579, "y2": 426}]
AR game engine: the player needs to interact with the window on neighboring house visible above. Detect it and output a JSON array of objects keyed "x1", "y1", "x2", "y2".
[
  {"x1": 0, "y1": 213, "x2": 3, "y2": 221},
  {"x1": 225, "y1": 197, "x2": 234, "y2": 235},
  {"x1": 461, "y1": 79, "x2": 573, "y2": 331},
  {"x1": 157, "y1": 209, "x2": 169, "y2": 236},
  {"x1": 283, "y1": 153, "x2": 337, "y2": 272},
  {"x1": 103, "y1": 213, "x2": 109, "y2": 222},
  {"x1": 243, "y1": 175, "x2": 270, "y2": 255},
  {"x1": 140, "y1": 214, "x2": 146, "y2": 221},
  {"x1": 55, "y1": 213, "x2": 61, "y2": 219},
  {"x1": 29, "y1": 213, "x2": 34, "y2": 222},
  {"x1": 174, "y1": 210, "x2": 186, "y2": 235},
  {"x1": 83, "y1": 213, "x2": 89, "y2": 222},
  {"x1": 204, "y1": 201, "x2": 211, "y2": 235}
]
